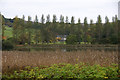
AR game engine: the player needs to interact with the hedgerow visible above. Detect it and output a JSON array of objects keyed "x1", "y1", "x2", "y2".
[{"x1": 2, "y1": 63, "x2": 119, "y2": 79}]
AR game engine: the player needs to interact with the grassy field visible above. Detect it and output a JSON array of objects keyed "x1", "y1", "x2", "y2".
[{"x1": 4, "y1": 26, "x2": 13, "y2": 38}]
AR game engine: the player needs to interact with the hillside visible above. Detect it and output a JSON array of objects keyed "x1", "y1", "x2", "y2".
[{"x1": 4, "y1": 25, "x2": 13, "y2": 38}]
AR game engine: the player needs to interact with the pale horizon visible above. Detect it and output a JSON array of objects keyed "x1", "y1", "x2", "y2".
[{"x1": 0, "y1": 0, "x2": 119, "y2": 23}]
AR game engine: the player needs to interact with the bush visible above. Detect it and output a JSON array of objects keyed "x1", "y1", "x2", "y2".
[
  {"x1": 2, "y1": 38, "x2": 14, "y2": 50},
  {"x1": 66, "y1": 34, "x2": 77, "y2": 45},
  {"x1": 2, "y1": 63, "x2": 119, "y2": 79},
  {"x1": 110, "y1": 34, "x2": 118, "y2": 44}
]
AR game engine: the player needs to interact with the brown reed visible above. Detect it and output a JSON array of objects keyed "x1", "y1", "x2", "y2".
[{"x1": 2, "y1": 50, "x2": 118, "y2": 73}]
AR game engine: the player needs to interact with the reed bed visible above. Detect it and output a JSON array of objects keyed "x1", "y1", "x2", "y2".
[{"x1": 2, "y1": 50, "x2": 118, "y2": 73}]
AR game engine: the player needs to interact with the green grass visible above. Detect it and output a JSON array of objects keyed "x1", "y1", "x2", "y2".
[
  {"x1": 2, "y1": 63, "x2": 119, "y2": 79},
  {"x1": 4, "y1": 25, "x2": 13, "y2": 38},
  {"x1": 55, "y1": 41, "x2": 66, "y2": 44}
]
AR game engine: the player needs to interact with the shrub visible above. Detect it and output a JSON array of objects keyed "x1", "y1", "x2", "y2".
[
  {"x1": 66, "y1": 34, "x2": 77, "y2": 45},
  {"x1": 2, "y1": 38, "x2": 14, "y2": 50},
  {"x1": 2, "y1": 63, "x2": 119, "y2": 79}
]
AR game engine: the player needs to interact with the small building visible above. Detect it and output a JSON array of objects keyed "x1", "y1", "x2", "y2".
[{"x1": 56, "y1": 35, "x2": 67, "y2": 42}]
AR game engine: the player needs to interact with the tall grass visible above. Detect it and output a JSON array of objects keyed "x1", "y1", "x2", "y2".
[{"x1": 2, "y1": 50, "x2": 118, "y2": 73}]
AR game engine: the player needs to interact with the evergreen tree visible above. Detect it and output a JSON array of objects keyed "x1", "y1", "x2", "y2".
[
  {"x1": 71, "y1": 16, "x2": 75, "y2": 24},
  {"x1": 34, "y1": 15, "x2": 40, "y2": 44},
  {"x1": 65, "y1": 16, "x2": 70, "y2": 35},
  {"x1": 46, "y1": 14, "x2": 50, "y2": 24},
  {"x1": 46, "y1": 14, "x2": 51, "y2": 29},
  {"x1": 34, "y1": 15, "x2": 39, "y2": 28},
  {"x1": 13, "y1": 16, "x2": 19, "y2": 44},
  {"x1": 52, "y1": 15, "x2": 57, "y2": 23},
  {"x1": 112, "y1": 15, "x2": 118, "y2": 44},
  {"x1": 104, "y1": 16, "x2": 110, "y2": 40},
  {"x1": 13, "y1": 16, "x2": 23, "y2": 44},
  {"x1": 83, "y1": 17, "x2": 88, "y2": 43},
  {"x1": 59, "y1": 15, "x2": 65, "y2": 35},
  {"x1": 109, "y1": 16, "x2": 118, "y2": 44},
  {"x1": 96, "y1": 15, "x2": 102, "y2": 43},
  {"x1": 70, "y1": 16, "x2": 75, "y2": 34},
  {"x1": 76, "y1": 18, "x2": 83, "y2": 43},
  {"x1": 35, "y1": 15, "x2": 38, "y2": 23},
  {"x1": 19, "y1": 15, "x2": 26, "y2": 44},
  {"x1": 65, "y1": 16, "x2": 69, "y2": 23},
  {"x1": 51, "y1": 15, "x2": 57, "y2": 43},
  {"x1": 41, "y1": 14, "x2": 45, "y2": 24},
  {"x1": 89, "y1": 19, "x2": 95, "y2": 43},
  {"x1": 60, "y1": 15, "x2": 64, "y2": 23},
  {"x1": 27, "y1": 16, "x2": 32, "y2": 45}
]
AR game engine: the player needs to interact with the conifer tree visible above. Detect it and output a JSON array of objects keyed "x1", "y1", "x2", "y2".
[
  {"x1": 59, "y1": 15, "x2": 65, "y2": 35},
  {"x1": 13, "y1": 16, "x2": 19, "y2": 44},
  {"x1": 83, "y1": 17, "x2": 88, "y2": 43},
  {"x1": 65, "y1": 16, "x2": 69, "y2": 23},
  {"x1": 70, "y1": 16, "x2": 75, "y2": 34},
  {"x1": 104, "y1": 16, "x2": 110, "y2": 39},
  {"x1": 46, "y1": 14, "x2": 50, "y2": 24},
  {"x1": 96, "y1": 15, "x2": 102, "y2": 43},
  {"x1": 65, "y1": 16, "x2": 69, "y2": 35},
  {"x1": 27, "y1": 16, "x2": 32, "y2": 45},
  {"x1": 20, "y1": 15, "x2": 26, "y2": 44},
  {"x1": 77, "y1": 18, "x2": 83, "y2": 43},
  {"x1": 41, "y1": 14, "x2": 45, "y2": 24},
  {"x1": 34, "y1": 15, "x2": 40, "y2": 44}
]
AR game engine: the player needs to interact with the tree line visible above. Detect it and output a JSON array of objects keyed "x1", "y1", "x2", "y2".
[{"x1": 1, "y1": 14, "x2": 119, "y2": 45}]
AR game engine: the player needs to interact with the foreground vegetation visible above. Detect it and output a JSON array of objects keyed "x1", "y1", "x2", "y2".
[
  {"x1": 2, "y1": 63, "x2": 119, "y2": 79},
  {"x1": 2, "y1": 50, "x2": 118, "y2": 73}
]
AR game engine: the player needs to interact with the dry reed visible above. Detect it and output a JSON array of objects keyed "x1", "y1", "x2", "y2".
[{"x1": 2, "y1": 50, "x2": 118, "y2": 73}]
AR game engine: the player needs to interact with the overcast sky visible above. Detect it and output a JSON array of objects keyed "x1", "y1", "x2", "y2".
[{"x1": 0, "y1": 0, "x2": 119, "y2": 23}]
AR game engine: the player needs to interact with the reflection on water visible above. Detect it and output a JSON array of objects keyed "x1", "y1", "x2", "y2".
[{"x1": 15, "y1": 46, "x2": 118, "y2": 52}]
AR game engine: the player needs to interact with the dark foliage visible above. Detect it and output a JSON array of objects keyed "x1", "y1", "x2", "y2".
[{"x1": 2, "y1": 38, "x2": 14, "y2": 50}]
